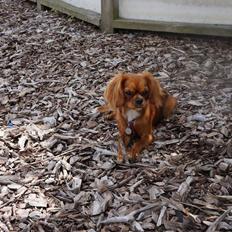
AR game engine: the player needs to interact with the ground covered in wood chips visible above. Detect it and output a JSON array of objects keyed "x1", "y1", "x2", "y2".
[{"x1": 0, "y1": 1, "x2": 232, "y2": 231}]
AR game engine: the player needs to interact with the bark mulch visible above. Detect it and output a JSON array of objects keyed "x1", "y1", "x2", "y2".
[{"x1": 0, "y1": 1, "x2": 231, "y2": 231}]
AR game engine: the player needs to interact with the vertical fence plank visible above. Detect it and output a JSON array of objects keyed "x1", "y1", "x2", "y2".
[
  {"x1": 37, "y1": 0, "x2": 46, "y2": 11},
  {"x1": 101, "y1": 0, "x2": 119, "y2": 33},
  {"x1": 113, "y1": 0, "x2": 119, "y2": 19},
  {"x1": 37, "y1": 0, "x2": 42, "y2": 10}
]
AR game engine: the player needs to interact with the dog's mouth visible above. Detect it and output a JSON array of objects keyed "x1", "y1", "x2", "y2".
[
  {"x1": 135, "y1": 106, "x2": 143, "y2": 111},
  {"x1": 132, "y1": 102, "x2": 146, "y2": 111},
  {"x1": 127, "y1": 104, "x2": 144, "y2": 111}
]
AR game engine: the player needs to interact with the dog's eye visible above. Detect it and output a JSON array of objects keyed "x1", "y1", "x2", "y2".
[
  {"x1": 142, "y1": 90, "x2": 149, "y2": 97},
  {"x1": 125, "y1": 91, "x2": 133, "y2": 97}
]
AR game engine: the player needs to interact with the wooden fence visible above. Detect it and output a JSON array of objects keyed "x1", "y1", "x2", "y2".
[{"x1": 34, "y1": 0, "x2": 232, "y2": 37}]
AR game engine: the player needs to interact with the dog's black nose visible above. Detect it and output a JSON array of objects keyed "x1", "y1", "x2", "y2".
[{"x1": 135, "y1": 98, "x2": 143, "y2": 106}]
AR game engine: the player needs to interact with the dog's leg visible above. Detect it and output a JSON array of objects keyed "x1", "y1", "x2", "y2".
[
  {"x1": 128, "y1": 134, "x2": 153, "y2": 160},
  {"x1": 117, "y1": 137, "x2": 127, "y2": 162},
  {"x1": 115, "y1": 109, "x2": 131, "y2": 161},
  {"x1": 98, "y1": 104, "x2": 115, "y2": 120},
  {"x1": 117, "y1": 140, "x2": 123, "y2": 162},
  {"x1": 128, "y1": 106, "x2": 155, "y2": 161}
]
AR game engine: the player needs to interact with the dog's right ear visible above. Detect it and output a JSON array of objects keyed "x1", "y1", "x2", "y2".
[
  {"x1": 104, "y1": 73, "x2": 126, "y2": 109},
  {"x1": 143, "y1": 71, "x2": 164, "y2": 108}
]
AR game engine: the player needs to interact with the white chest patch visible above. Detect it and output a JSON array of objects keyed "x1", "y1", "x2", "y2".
[{"x1": 126, "y1": 109, "x2": 141, "y2": 122}]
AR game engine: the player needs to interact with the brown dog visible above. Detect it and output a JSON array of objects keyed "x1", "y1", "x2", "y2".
[{"x1": 99, "y1": 72, "x2": 176, "y2": 162}]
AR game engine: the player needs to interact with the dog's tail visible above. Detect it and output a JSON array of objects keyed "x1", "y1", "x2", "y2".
[
  {"x1": 162, "y1": 95, "x2": 177, "y2": 119},
  {"x1": 153, "y1": 92, "x2": 177, "y2": 126}
]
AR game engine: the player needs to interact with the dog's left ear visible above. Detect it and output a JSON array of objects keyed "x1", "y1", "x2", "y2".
[{"x1": 143, "y1": 71, "x2": 164, "y2": 108}]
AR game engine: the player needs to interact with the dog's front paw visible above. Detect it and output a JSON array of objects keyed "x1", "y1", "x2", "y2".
[
  {"x1": 128, "y1": 147, "x2": 138, "y2": 162},
  {"x1": 117, "y1": 154, "x2": 123, "y2": 163}
]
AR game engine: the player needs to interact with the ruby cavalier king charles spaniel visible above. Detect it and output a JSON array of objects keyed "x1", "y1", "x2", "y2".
[{"x1": 99, "y1": 72, "x2": 177, "y2": 162}]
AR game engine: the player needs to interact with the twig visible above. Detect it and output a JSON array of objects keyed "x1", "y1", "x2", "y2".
[
  {"x1": 108, "y1": 175, "x2": 134, "y2": 191},
  {"x1": 161, "y1": 196, "x2": 201, "y2": 223},
  {"x1": 53, "y1": 134, "x2": 80, "y2": 140},
  {"x1": 0, "y1": 221, "x2": 9, "y2": 232},
  {"x1": 100, "y1": 202, "x2": 160, "y2": 225},
  {"x1": 115, "y1": 161, "x2": 158, "y2": 169},
  {"x1": 29, "y1": 147, "x2": 80, "y2": 165},
  {"x1": 0, "y1": 175, "x2": 21, "y2": 185},
  {"x1": 180, "y1": 201, "x2": 225, "y2": 214},
  {"x1": 0, "y1": 187, "x2": 28, "y2": 209},
  {"x1": 176, "y1": 176, "x2": 194, "y2": 200},
  {"x1": 214, "y1": 195, "x2": 232, "y2": 202},
  {"x1": 129, "y1": 179, "x2": 144, "y2": 192},
  {"x1": 170, "y1": 46, "x2": 186, "y2": 54},
  {"x1": 100, "y1": 215, "x2": 134, "y2": 224},
  {"x1": 154, "y1": 139, "x2": 179, "y2": 148},
  {"x1": 206, "y1": 207, "x2": 232, "y2": 232},
  {"x1": 132, "y1": 221, "x2": 144, "y2": 232},
  {"x1": 94, "y1": 147, "x2": 117, "y2": 156},
  {"x1": 157, "y1": 205, "x2": 167, "y2": 227},
  {"x1": 178, "y1": 134, "x2": 191, "y2": 145}
]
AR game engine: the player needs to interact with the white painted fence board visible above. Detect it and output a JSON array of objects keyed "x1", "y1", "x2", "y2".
[
  {"x1": 119, "y1": 0, "x2": 232, "y2": 25},
  {"x1": 63, "y1": 0, "x2": 101, "y2": 13}
]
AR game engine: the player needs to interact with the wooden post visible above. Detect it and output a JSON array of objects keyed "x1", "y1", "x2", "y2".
[
  {"x1": 37, "y1": 0, "x2": 46, "y2": 11},
  {"x1": 101, "y1": 0, "x2": 119, "y2": 33}
]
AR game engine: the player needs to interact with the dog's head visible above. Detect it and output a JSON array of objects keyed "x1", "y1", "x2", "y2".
[{"x1": 104, "y1": 72, "x2": 164, "y2": 110}]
